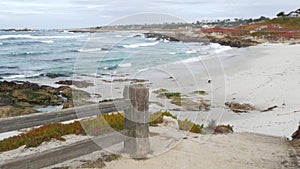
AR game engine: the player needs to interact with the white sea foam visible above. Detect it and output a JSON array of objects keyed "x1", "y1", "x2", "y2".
[
  {"x1": 185, "y1": 50, "x2": 197, "y2": 54},
  {"x1": 181, "y1": 56, "x2": 202, "y2": 63},
  {"x1": 210, "y1": 43, "x2": 232, "y2": 53},
  {"x1": 127, "y1": 33, "x2": 143, "y2": 38},
  {"x1": 0, "y1": 34, "x2": 85, "y2": 40},
  {"x1": 146, "y1": 38, "x2": 157, "y2": 41},
  {"x1": 40, "y1": 40, "x2": 54, "y2": 44},
  {"x1": 123, "y1": 41, "x2": 159, "y2": 48},
  {"x1": 11, "y1": 51, "x2": 49, "y2": 56},
  {"x1": 0, "y1": 34, "x2": 31, "y2": 39},
  {"x1": 118, "y1": 63, "x2": 132, "y2": 68},
  {"x1": 173, "y1": 44, "x2": 231, "y2": 64},
  {"x1": 0, "y1": 42, "x2": 2, "y2": 45},
  {"x1": 2, "y1": 73, "x2": 41, "y2": 79},
  {"x1": 78, "y1": 48, "x2": 103, "y2": 53}
]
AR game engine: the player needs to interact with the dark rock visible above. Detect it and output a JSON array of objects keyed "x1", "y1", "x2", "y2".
[
  {"x1": 0, "y1": 105, "x2": 38, "y2": 118},
  {"x1": 59, "y1": 86, "x2": 92, "y2": 109},
  {"x1": 0, "y1": 81, "x2": 93, "y2": 117},
  {"x1": 214, "y1": 125, "x2": 234, "y2": 134},
  {"x1": 56, "y1": 80, "x2": 73, "y2": 85},
  {"x1": 0, "y1": 81, "x2": 64, "y2": 108},
  {"x1": 199, "y1": 101, "x2": 211, "y2": 111},
  {"x1": 144, "y1": 33, "x2": 180, "y2": 42},
  {"x1": 261, "y1": 105, "x2": 278, "y2": 112},
  {"x1": 207, "y1": 35, "x2": 259, "y2": 48},
  {"x1": 40, "y1": 73, "x2": 69, "y2": 78},
  {"x1": 1, "y1": 28, "x2": 34, "y2": 32},
  {"x1": 292, "y1": 125, "x2": 300, "y2": 141},
  {"x1": 55, "y1": 80, "x2": 94, "y2": 88},
  {"x1": 0, "y1": 94, "x2": 13, "y2": 106}
]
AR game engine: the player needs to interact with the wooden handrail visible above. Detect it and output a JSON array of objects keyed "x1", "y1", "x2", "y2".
[
  {"x1": 0, "y1": 99, "x2": 129, "y2": 133},
  {"x1": 0, "y1": 130, "x2": 129, "y2": 169}
]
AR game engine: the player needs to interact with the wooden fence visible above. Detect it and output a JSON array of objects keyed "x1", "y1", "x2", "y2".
[{"x1": 0, "y1": 85, "x2": 150, "y2": 169}]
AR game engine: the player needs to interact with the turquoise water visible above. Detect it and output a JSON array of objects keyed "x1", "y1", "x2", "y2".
[{"x1": 0, "y1": 30, "x2": 228, "y2": 81}]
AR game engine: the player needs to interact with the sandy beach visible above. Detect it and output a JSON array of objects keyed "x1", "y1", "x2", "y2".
[{"x1": 77, "y1": 43, "x2": 300, "y2": 138}]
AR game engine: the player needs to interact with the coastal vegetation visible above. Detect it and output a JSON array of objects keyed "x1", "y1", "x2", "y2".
[
  {"x1": 193, "y1": 90, "x2": 208, "y2": 95},
  {"x1": 225, "y1": 102, "x2": 256, "y2": 113},
  {"x1": 0, "y1": 111, "x2": 205, "y2": 152},
  {"x1": 154, "y1": 89, "x2": 182, "y2": 106},
  {"x1": 0, "y1": 121, "x2": 85, "y2": 152},
  {"x1": 266, "y1": 17, "x2": 300, "y2": 27},
  {"x1": 80, "y1": 153, "x2": 121, "y2": 168},
  {"x1": 99, "y1": 99, "x2": 114, "y2": 103}
]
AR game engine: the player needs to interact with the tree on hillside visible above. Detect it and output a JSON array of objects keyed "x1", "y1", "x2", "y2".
[{"x1": 277, "y1": 11, "x2": 285, "y2": 17}]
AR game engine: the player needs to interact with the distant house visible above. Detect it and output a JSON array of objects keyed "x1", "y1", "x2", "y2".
[{"x1": 287, "y1": 9, "x2": 300, "y2": 17}]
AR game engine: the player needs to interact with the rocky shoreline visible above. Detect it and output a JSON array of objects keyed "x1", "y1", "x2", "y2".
[
  {"x1": 142, "y1": 32, "x2": 260, "y2": 47},
  {"x1": 206, "y1": 35, "x2": 259, "y2": 47},
  {"x1": 0, "y1": 81, "x2": 92, "y2": 118},
  {"x1": 67, "y1": 27, "x2": 264, "y2": 48}
]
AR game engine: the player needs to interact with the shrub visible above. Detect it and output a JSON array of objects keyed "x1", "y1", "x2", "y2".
[
  {"x1": 149, "y1": 111, "x2": 177, "y2": 126},
  {"x1": 178, "y1": 119, "x2": 204, "y2": 134},
  {"x1": 266, "y1": 18, "x2": 300, "y2": 27},
  {"x1": 170, "y1": 96, "x2": 182, "y2": 106},
  {"x1": 149, "y1": 111, "x2": 204, "y2": 134},
  {"x1": 99, "y1": 99, "x2": 114, "y2": 103},
  {"x1": 81, "y1": 113, "x2": 124, "y2": 136},
  {"x1": 163, "y1": 92, "x2": 181, "y2": 99},
  {"x1": 152, "y1": 88, "x2": 168, "y2": 94},
  {"x1": 0, "y1": 121, "x2": 85, "y2": 152},
  {"x1": 157, "y1": 92, "x2": 182, "y2": 106},
  {"x1": 193, "y1": 90, "x2": 208, "y2": 95}
]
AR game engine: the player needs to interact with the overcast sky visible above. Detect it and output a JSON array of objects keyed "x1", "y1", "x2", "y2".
[{"x1": 0, "y1": 0, "x2": 298, "y2": 29}]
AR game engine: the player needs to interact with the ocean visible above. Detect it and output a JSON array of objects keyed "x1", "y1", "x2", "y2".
[{"x1": 0, "y1": 30, "x2": 231, "y2": 82}]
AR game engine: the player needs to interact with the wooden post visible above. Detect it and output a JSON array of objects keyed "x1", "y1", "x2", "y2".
[{"x1": 123, "y1": 85, "x2": 150, "y2": 159}]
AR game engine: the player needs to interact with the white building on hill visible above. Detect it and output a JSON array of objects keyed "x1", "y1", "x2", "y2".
[{"x1": 287, "y1": 9, "x2": 300, "y2": 17}]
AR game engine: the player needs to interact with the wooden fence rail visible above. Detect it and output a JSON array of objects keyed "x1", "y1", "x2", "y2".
[
  {"x1": 0, "y1": 85, "x2": 150, "y2": 168},
  {"x1": 0, "y1": 130, "x2": 129, "y2": 169},
  {"x1": 0, "y1": 99, "x2": 129, "y2": 133}
]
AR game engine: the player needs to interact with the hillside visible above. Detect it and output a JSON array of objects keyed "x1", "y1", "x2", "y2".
[
  {"x1": 238, "y1": 18, "x2": 300, "y2": 39},
  {"x1": 201, "y1": 18, "x2": 300, "y2": 40}
]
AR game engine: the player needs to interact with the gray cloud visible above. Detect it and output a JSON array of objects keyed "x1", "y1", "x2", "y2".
[{"x1": 153, "y1": 0, "x2": 212, "y2": 5}]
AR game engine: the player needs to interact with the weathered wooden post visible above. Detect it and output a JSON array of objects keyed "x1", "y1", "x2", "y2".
[{"x1": 123, "y1": 85, "x2": 150, "y2": 159}]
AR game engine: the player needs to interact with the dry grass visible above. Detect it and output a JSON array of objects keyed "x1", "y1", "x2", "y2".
[
  {"x1": 193, "y1": 90, "x2": 208, "y2": 95},
  {"x1": 150, "y1": 111, "x2": 204, "y2": 133},
  {"x1": 80, "y1": 154, "x2": 120, "y2": 168},
  {"x1": 225, "y1": 102, "x2": 255, "y2": 113}
]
